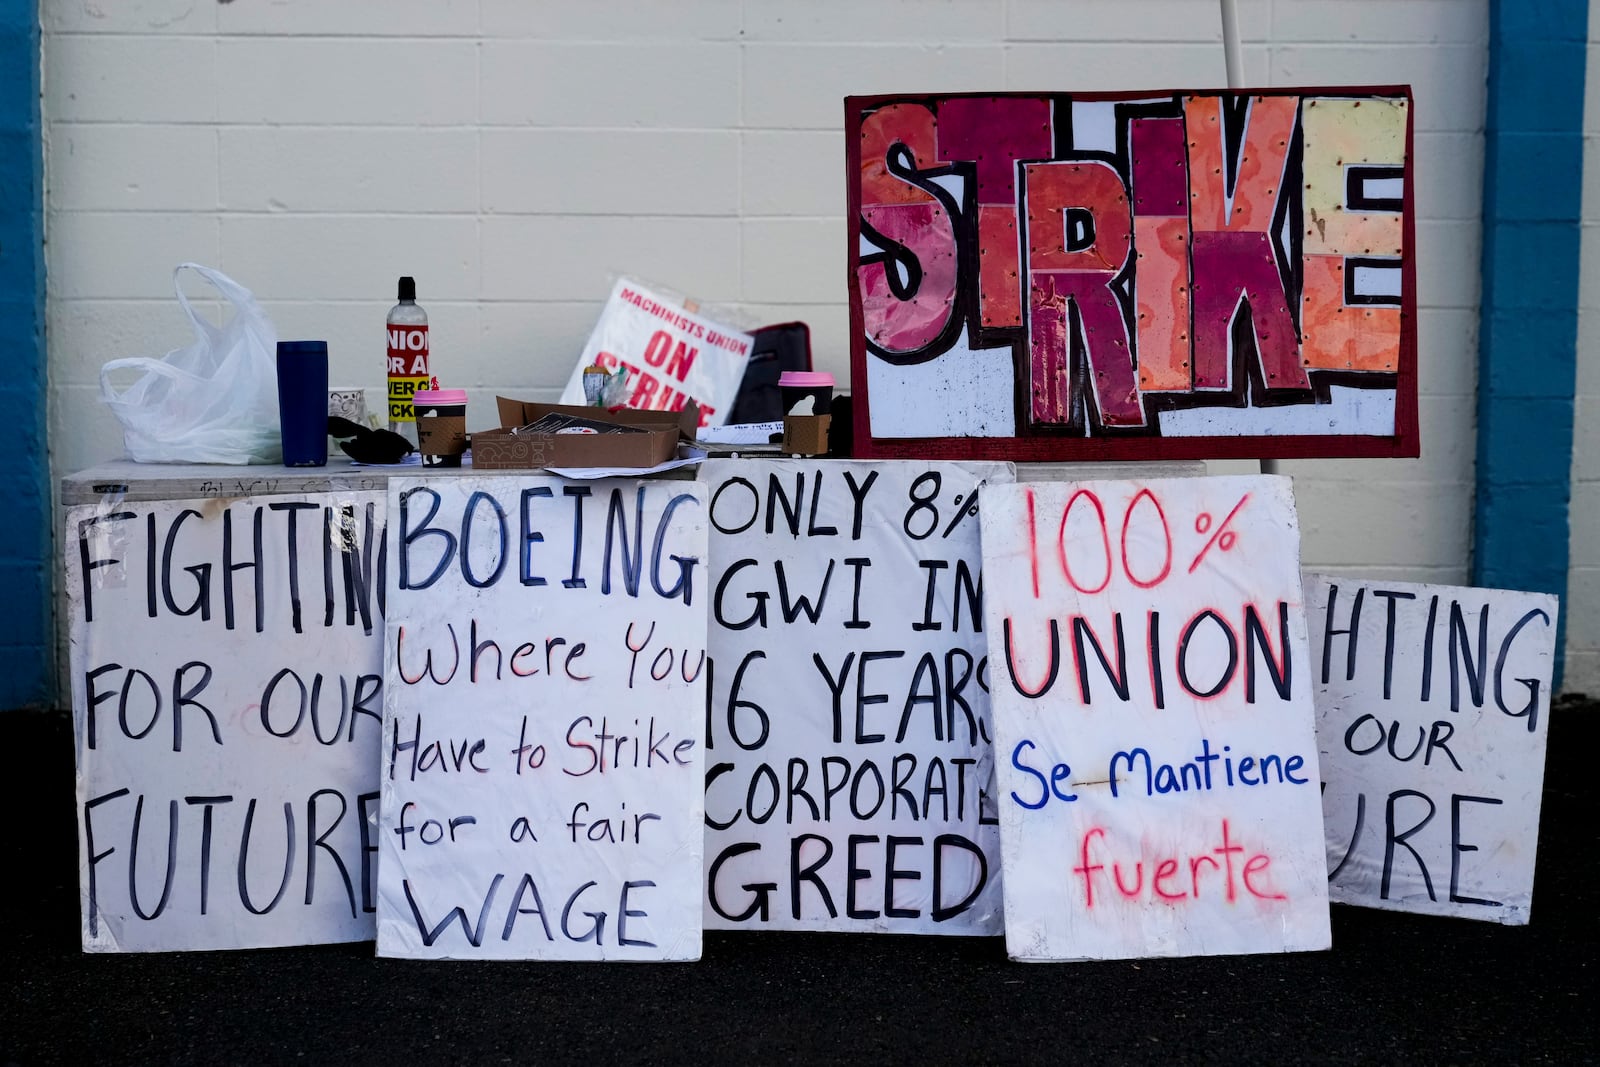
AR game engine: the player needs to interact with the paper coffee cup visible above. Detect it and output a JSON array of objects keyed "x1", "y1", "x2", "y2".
[
  {"x1": 779, "y1": 370, "x2": 834, "y2": 417},
  {"x1": 413, "y1": 388, "x2": 468, "y2": 467},
  {"x1": 778, "y1": 371, "x2": 835, "y2": 457}
]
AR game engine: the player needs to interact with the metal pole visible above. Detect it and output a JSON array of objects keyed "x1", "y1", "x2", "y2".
[
  {"x1": 1220, "y1": 0, "x2": 1245, "y2": 90},
  {"x1": 1219, "y1": 0, "x2": 1280, "y2": 477}
]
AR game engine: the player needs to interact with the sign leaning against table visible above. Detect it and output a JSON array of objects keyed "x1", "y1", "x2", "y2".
[
  {"x1": 376, "y1": 475, "x2": 709, "y2": 961},
  {"x1": 701, "y1": 458, "x2": 1013, "y2": 935},
  {"x1": 69, "y1": 492, "x2": 387, "y2": 952},
  {"x1": 1307, "y1": 575, "x2": 1557, "y2": 925},
  {"x1": 981, "y1": 476, "x2": 1332, "y2": 961}
]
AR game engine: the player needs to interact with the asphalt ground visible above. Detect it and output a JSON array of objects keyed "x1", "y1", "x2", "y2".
[{"x1": 1, "y1": 702, "x2": 1594, "y2": 1066}]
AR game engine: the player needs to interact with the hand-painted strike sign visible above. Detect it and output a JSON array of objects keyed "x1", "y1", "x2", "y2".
[
  {"x1": 377, "y1": 476, "x2": 708, "y2": 960},
  {"x1": 702, "y1": 459, "x2": 1010, "y2": 935},
  {"x1": 847, "y1": 89, "x2": 1417, "y2": 461},
  {"x1": 981, "y1": 476, "x2": 1331, "y2": 960},
  {"x1": 1307, "y1": 575, "x2": 1557, "y2": 924},
  {"x1": 69, "y1": 494, "x2": 387, "y2": 952}
]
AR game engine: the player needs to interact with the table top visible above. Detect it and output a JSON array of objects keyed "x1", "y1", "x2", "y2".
[
  {"x1": 59, "y1": 456, "x2": 1210, "y2": 506},
  {"x1": 60, "y1": 459, "x2": 410, "y2": 505}
]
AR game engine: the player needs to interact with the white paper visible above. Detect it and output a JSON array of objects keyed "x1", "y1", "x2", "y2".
[
  {"x1": 1307, "y1": 575, "x2": 1557, "y2": 924},
  {"x1": 698, "y1": 422, "x2": 783, "y2": 446},
  {"x1": 68, "y1": 493, "x2": 387, "y2": 952},
  {"x1": 982, "y1": 476, "x2": 1332, "y2": 961},
  {"x1": 545, "y1": 450, "x2": 706, "y2": 481},
  {"x1": 702, "y1": 459, "x2": 1013, "y2": 935},
  {"x1": 376, "y1": 476, "x2": 709, "y2": 960}
]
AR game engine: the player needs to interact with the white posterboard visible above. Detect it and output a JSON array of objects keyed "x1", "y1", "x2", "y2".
[
  {"x1": 377, "y1": 476, "x2": 708, "y2": 960},
  {"x1": 67, "y1": 493, "x2": 387, "y2": 952},
  {"x1": 558, "y1": 277, "x2": 752, "y2": 429},
  {"x1": 1307, "y1": 575, "x2": 1557, "y2": 924},
  {"x1": 981, "y1": 476, "x2": 1331, "y2": 961},
  {"x1": 702, "y1": 459, "x2": 1011, "y2": 935}
]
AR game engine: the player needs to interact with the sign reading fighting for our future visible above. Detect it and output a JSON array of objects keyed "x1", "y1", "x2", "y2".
[
  {"x1": 68, "y1": 493, "x2": 386, "y2": 952},
  {"x1": 702, "y1": 459, "x2": 1011, "y2": 935},
  {"x1": 377, "y1": 476, "x2": 708, "y2": 960},
  {"x1": 1307, "y1": 576, "x2": 1556, "y2": 924},
  {"x1": 981, "y1": 476, "x2": 1331, "y2": 961}
]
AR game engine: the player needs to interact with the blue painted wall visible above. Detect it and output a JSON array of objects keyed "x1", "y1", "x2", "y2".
[
  {"x1": 0, "y1": 0, "x2": 49, "y2": 706},
  {"x1": 1474, "y1": 0, "x2": 1589, "y2": 684}
]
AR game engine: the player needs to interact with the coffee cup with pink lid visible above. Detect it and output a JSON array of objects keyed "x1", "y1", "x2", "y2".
[
  {"x1": 413, "y1": 388, "x2": 468, "y2": 467},
  {"x1": 778, "y1": 371, "x2": 833, "y2": 417}
]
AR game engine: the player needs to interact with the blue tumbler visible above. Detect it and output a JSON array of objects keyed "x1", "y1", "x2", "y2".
[{"x1": 276, "y1": 340, "x2": 330, "y2": 466}]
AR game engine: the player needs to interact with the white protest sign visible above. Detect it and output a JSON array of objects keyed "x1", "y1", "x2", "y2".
[
  {"x1": 981, "y1": 476, "x2": 1331, "y2": 961},
  {"x1": 377, "y1": 476, "x2": 708, "y2": 960},
  {"x1": 1307, "y1": 575, "x2": 1557, "y2": 924},
  {"x1": 68, "y1": 493, "x2": 387, "y2": 952},
  {"x1": 559, "y1": 277, "x2": 752, "y2": 429},
  {"x1": 702, "y1": 459, "x2": 1011, "y2": 935}
]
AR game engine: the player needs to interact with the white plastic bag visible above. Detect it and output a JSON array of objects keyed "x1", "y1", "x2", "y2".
[{"x1": 100, "y1": 263, "x2": 283, "y2": 464}]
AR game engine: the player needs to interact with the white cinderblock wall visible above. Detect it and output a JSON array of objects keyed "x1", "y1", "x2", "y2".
[
  {"x1": 43, "y1": 1, "x2": 1489, "y2": 589},
  {"x1": 1564, "y1": 12, "x2": 1600, "y2": 693}
]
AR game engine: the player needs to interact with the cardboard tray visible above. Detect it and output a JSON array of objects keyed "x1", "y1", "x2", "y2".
[{"x1": 472, "y1": 399, "x2": 699, "y2": 470}]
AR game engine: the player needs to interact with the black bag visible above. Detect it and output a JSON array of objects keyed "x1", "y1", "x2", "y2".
[{"x1": 727, "y1": 322, "x2": 812, "y2": 424}]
